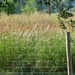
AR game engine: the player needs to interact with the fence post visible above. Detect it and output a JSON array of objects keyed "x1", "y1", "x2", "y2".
[{"x1": 66, "y1": 32, "x2": 73, "y2": 75}]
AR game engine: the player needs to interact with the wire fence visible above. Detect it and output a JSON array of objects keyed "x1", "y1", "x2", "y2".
[{"x1": 0, "y1": 32, "x2": 72, "y2": 75}]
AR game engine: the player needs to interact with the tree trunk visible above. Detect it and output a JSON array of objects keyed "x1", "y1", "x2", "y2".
[{"x1": 47, "y1": 0, "x2": 50, "y2": 15}]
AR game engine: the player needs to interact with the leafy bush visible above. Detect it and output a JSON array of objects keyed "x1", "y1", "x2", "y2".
[
  {"x1": 21, "y1": 0, "x2": 38, "y2": 15},
  {"x1": 0, "y1": 0, "x2": 16, "y2": 15}
]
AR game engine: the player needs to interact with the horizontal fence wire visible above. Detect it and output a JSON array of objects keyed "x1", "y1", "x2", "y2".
[
  {"x1": 0, "y1": 72, "x2": 67, "y2": 75},
  {"x1": 0, "y1": 35, "x2": 67, "y2": 75}
]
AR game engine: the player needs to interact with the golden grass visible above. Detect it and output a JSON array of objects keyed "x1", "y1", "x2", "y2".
[
  {"x1": 0, "y1": 12, "x2": 75, "y2": 36},
  {"x1": 0, "y1": 12, "x2": 59, "y2": 31}
]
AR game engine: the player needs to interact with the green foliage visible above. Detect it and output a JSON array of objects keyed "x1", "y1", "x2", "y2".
[
  {"x1": 0, "y1": 31, "x2": 68, "y2": 74},
  {"x1": 69, "y1": 19, "x2": 75, "y2": 28},
  {"x1": 4, "y1": 2, "x2": 16, "y2": 15},
  {"x1": 57, "y1": 2, "x2": 75, "y2": 30},
  {"x1": 59, "y1": 10, "x2": 73, "y2": 19},
  {"x1": 71, "y1": 37, "x2": 75, "y2": 72},
  {"x1": 21, "y1": 0, "x2": 37, "y2": 15},
  {"x1": 0, "y1": 0, "x2": 16, "y2": 15},
  {"x1": 0, "y1": 1, "x2": 4, "y2": 12},
  {"x1": 1, "y1": 29, "x2": 75, "y2": 74}
]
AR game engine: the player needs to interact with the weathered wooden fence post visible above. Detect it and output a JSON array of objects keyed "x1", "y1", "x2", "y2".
[{"x1": 66, "y1": 32, "x2": 73, "y2": 75}]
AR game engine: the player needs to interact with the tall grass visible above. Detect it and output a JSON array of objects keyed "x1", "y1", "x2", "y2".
[{"x1": 0, "y1": 12, "x2": 75, "y2": 74}]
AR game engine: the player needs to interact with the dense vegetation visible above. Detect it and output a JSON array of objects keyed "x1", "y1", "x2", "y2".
[
  {"x1": 0, "y1": 0, "x2": 75, "y2": 14},
  {"x1": 0, "y1": 0, "x2": 75, "y2": 75},
  {"x1": 0, "y1": 0, "x2": 75, "y2": 29},
  {"x1": 0, "y1": 13, "x2": 75, "y2": 74}
]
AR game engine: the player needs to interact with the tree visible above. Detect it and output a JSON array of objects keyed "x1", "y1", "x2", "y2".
[
  {"x1": 0, "y1": 0, "x2": 16, "y2": 15},
  {"x1": 37, "y1": 0, "x2": 63, "y2": 15},
  {"x1": 48, "y1": 0, "x2": 50, "y2": 15},
  {"x1": 21, "y1": 0, "x2": 37, "y2": 15},
  {"x1": 57, "y1": 0, "x2": 75, "y2": 30}
]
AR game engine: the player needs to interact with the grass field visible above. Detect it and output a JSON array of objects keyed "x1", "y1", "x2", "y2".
[{"x1": 0, "y1": 12, "x2": 75, "y2": 75}]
